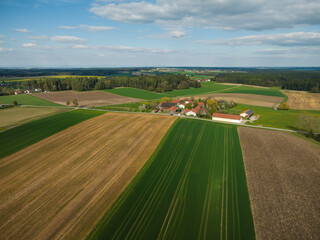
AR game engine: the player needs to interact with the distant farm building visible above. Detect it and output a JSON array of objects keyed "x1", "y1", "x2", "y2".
[
  {"x1": 240, "y1": 109, "x2": 254, "y2": 118},
  {"x1": 185, "y1": 108, "x2": 198, "y2": 117},
  {"x1": 15, "y1": 90, "x2": 23, "y2": 95},
  {"x1": 167, "y1": 106, "x2": 177, "y2": 115},
  {"x1": 212, "y1": 113, "x2": 242, "y2": 124}
]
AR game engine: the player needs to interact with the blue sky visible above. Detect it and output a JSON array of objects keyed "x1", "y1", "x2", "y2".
[{"x1": 0, "y1": 0, "x2": 319, "y2": 67}]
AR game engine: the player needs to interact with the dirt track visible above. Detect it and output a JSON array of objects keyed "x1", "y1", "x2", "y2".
[
  {"x1": 238, "y1": 127, "x2": 320, "y2": 240},
  {"x1": 32, "y1": 90, "x2": 143, "y2": 107},
  {"x1": 196, "y1": 93, "x2": 283, "y2": 107},
  {"x1": 0, "y1": 113, "x2": 176, "y2": 240},
  {"x1": 283, "y1": 90, "x2": 320, "y2": 110}
]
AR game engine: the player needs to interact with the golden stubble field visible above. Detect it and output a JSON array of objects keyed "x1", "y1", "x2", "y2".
[
  {"x1": 238, "y1": 127, "x2": 320, "y2": 240},
  {"x1": 283, "y1": 90, "x2": 320, "y2": 110},
  {"x1": 196, "y1": 93, "x2": 283, "y2": 107},
  {"x1": 32, "y1": 90, "x2": 143, "y2": 107},
  {"x1": 0, "y1": 112, "x2": 176, "y2": 240}
]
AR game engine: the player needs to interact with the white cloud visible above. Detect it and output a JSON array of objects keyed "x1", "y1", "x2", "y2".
[
  {"x1": 146, "y1": 29, "x2": 186, "y2": 39},
  {"x1": 90, "y1": 0, "x2": 320, "y2": 30},
  {"x1": 193, "y1": 32, "x2": 320, "y2": 46},
  {"x1": 15, "y1": 28, "x2": 33, "y2": 33},
  {"x1": 51, "y1": 36, "x2": 86, "y2": 43},
  {"x1": 0, "y1": 47, "x2": 13, "y2": 52},
  {"x1": 28, "y1": 35, "x2": 49, "y2": 40},
  {"x1": 22, "y1": 43, "x2": 37, "y2": 47},
  {"x1": 0, "y1": 35, "x2": 4, "y2": 39},
  {"x1": 59, "y1": 26, "x2": 77, "y2": 29},
  {"x1": 252, "y1": 49, "x2": 289, "y2": 55},
  {"x1": 59, "y1": 25, "x2": 114, "y2": 31}
]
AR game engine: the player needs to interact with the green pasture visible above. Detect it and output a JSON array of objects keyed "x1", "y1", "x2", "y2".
[
  {"x1": 227, "y1": 104, "x2": 320, "y2": 130},
  {"x1": 88, "y1": 118, "x2": 255, "y2": 240},
  {"x1": 93, "y1": 102, "x2": 142, "y2": 112},
  {"x1": 0, "y1": 109, "x2": 105, "y2": 159},
  {"x1": 219, "y1": 85, "x2": 285, "y2": 97},
  {"x1": 0, "y1": 94, "x2": 61, "y2": 106},
  {"x1": 104, "y1": 87, "x2": 166, "y2": 100},
  {"x1": 163, "y1": 82, "x2": 234, "y2": 97}
]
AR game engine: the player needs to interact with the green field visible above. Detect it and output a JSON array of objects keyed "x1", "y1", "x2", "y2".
[
  {"x1": 88, "y1": 119, "x2": 255, "y2": 239},
  {"x1": 219, "y1": 85, "x2": 285, "y2": 97},
  {"x1": 104, "y1": 87, "x2": 166, "y2": 100},
  {"x1": 0, "y1": 94, "x2": 61, "y2": 106},
  {"x1": 93, "y1": 102, "x2": 142, "y2": 112},
  {"x1": 0, "y1": 109, "x2": 105, "y2": 159},
  {"x1": 163, "y1": 82, "x2": 234, "y2": 97},
  {"x1": 226, "y1": 104, "x2": 320, "y2": 130}
]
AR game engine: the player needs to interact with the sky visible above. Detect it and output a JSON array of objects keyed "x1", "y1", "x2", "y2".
[{"x1": 0, "y1": 0, "x2": 319, "y2": 67}]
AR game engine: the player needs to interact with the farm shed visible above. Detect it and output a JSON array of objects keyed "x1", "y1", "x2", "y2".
[
  {"x1": 240, "y1": 109, "x2": 254, "y2": 118},
  {"x1": 185, "y1": 108, "x2": 198, "y2": 117},
  {"x1": 212, "y1": 113, "x2": 243, "y2": 123}
]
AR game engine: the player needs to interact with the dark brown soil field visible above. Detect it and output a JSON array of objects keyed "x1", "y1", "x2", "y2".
[
  {"x1": 32, "y1": 90, "x2": 143, "y2": 107},
  {"x1": 238, "y1": 127, "x2": 320, "y2": 240},
  {"x1": 0, "y1": 113, "x2": 176, "y2": 240},
  {"x1": 196, "y1": 93, "x2": 283, "y2": 107}
]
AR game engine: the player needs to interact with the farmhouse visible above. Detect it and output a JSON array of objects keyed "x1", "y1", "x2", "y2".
[
  {"x1": 178, "y1": 103, "x2": 186, "y2": 109},
  {"x1": 185, "y1": 108, "x2": 198, "y2": 117},
  {"x1": 240, "y1": 109, "x2": 254, "y2": 118},
  {"x1": 15, "y1": 90, "x2": 23, "y2": 95},
  {"x1": 212, "y1": 113, "x2": 243, "y2": 124},
  {"x1": 167, "y1": 106, "x2": 177, "y2": 115}
]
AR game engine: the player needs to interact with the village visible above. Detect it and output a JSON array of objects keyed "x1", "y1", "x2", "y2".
[{"x1": 150, "y1": 98, "x2": 255, "y2": 124}]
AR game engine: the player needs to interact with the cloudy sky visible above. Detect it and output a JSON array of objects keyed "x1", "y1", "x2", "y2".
[{"x1": 0, "y1": 0, "x2": 319, "y2": 67}]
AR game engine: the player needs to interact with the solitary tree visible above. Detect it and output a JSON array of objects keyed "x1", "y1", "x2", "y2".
[
  {"x1": 72, "y1": 98, "x2": 78, "y2": 107},
  {"x1": 278, "y1": 102, "x2": 289, "y2": 110},
  {"x1": 66, "y1": 100, "x2": 70, "y2": 106},
  {"x1": 206, "y1": 99, "x2": 218, "y2": 111},
  {"x1": 13, "y1": 100, "x2": 18, "y2": 106}
]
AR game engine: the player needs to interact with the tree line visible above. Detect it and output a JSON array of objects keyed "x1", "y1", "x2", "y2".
[
  {"x1": 215, "y1": 71, "x2": 320, "y2": 92},
  {"x1": 0, "y1": 75, "x2": 200, "y2": 95}
]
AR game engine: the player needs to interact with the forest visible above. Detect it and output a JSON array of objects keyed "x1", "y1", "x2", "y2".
[
  {"x1": 215, "y1": 70, "x2": 320, "y2": 92},
  {"x1": 0, "y1": 75, "x2": 200, "y2": 95}
]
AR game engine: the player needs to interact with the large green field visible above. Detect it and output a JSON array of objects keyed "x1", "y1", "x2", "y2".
[
  {"x1": 163, "y1": 82, "x2": 234, "y2": 97},
  {"x1": 104, "y1": 87, "x2": 166, "y2": 100},
  {"x1": 219, "y1": 85, "x2": 285, "y2": 97},
  {"x1": 88, "y1": 119, "x2": 255, "y2": 239},
  {"x1": 226, "y1": 104, "x2": 320, "y2": 130},
  {"x1": 0, "y1": 94, "x2": 61, "y2": 106},
  {"x1": 0, "y1": 109, "x2": 105, "y2": 159}
]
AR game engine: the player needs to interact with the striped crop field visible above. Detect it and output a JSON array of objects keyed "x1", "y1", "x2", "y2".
[
  {"x1": 89, "y1": 118, "x2": 255, "y2": 239},
  {"x1": 0, "y1": 109, "x2": 105, "y2": 159}
]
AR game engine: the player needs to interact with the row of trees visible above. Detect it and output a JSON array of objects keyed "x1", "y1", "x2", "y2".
[
  {"x1": 2, "y1": 75, "x2": 200, "y2": 94},
  {"x1": 215, "y1": 71, "x2": 320, "y2": 92}
]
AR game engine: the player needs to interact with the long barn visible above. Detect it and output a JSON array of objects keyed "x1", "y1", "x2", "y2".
[{"x1": 212, "y1": 113, "x2": 243, "y2": 123}]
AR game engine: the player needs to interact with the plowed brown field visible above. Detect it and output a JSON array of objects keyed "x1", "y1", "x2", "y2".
[
  {"x1": 32, "y1": 90, "x2": 143, "y2": 107},
  {"x1": 283, "y1": 90, "x2": 320, "y2": 110},
  {"x1": 195, "y1": 93, "x2": 283, "y2": 107},
  {"x1": 0, "y1": 112, "x2": 176, "y2": 240},
  {"x1": 238, "y1": 127, "x2": 320, "y2": 240}
]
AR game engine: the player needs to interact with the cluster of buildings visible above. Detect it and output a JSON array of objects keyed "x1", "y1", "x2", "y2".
[
  {"x1": 152, "y1": 99, "x2": 254, "y2": 124},
  {"x1": 152, "y1": 99, "x2": 206, "y2": 117},
  {"x1": 14, "y1": 89, "x2": 42, "y2": 95}
]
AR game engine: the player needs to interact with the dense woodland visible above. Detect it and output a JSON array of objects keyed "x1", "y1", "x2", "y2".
[
  {"x1": 0, "y1": 75, "x2": 200, "y2": 95},
  {"x1": 215, "y1": 70, "x2": 320, "y2": 92}
]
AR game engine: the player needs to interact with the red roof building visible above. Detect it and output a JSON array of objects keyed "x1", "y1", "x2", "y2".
[{"x1": 212, "y1": 113, "x2": 242, "y2": 123}]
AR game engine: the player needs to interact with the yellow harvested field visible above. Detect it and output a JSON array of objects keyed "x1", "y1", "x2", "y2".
[
  {"x1": 0, "y1": 113, "x2": 176, "y2": 240},
  {"x1": 195, "y1": 93, "x2": 283, "y2": 107},
  {"x1": 32, "y1": 90, "x2": 143, "y2": 107},
  {"x1": 238, "y1": 127, "x2": 320, "y2": 240},
  {"x1": 0, "y1": 107, "x2": 68, "y2": 130},
  {"x1": 283, "y1": 90, "x2": 320, "y2": 110}
]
